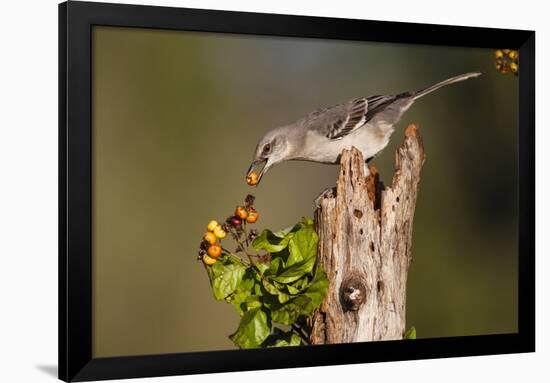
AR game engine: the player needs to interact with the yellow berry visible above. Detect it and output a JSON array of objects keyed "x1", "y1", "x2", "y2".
[
  {"x1": 508, "y1": 50, "x2": 518, "y2": 60},
  {"x1": 207, "y1": 220, "x2": 219, "y2": 232},
  {"x1": 510, "y1": 62, "x2": 518, "y2": 74},
  {"x1": 202, "y1": 254, "x2": 217, "y2": 265},
  {"x1": 495, "y1": 50, "x2": 504, "y2": 59},
  {"x1": 203, "y1": 232, "x2": 217, "y2": 245},
  {"x1": 213, "y1": 226, "x2": 226, "y2": 239}
]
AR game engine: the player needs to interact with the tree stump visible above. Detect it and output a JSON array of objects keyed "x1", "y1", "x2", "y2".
[{"x1": 310, "y1": 124, "x2": 425, "y2": 344}]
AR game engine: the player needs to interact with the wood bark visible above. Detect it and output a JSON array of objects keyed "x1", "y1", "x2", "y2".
[{"x1": 310, "y1": 124, "x2": 425, "y2": 344}]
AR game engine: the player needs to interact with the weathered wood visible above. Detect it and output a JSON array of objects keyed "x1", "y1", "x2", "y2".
[{"x1": 310, "y1": 124, "x2": 425, "y2": 344}]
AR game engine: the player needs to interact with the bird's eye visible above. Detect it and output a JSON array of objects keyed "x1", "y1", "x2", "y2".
[{"x1": 263, "y1": 143, "x2": 271, "y2": 154}]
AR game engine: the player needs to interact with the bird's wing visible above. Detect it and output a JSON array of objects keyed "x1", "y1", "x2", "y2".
[
  {"x1": 363, "y1": 94, "x2": 399, "y2": 122},
  {"x1": 322, "y1": 97, "x2": 368, "y2": 140},
  {"x1": 312, "y1": 95, "x2": 400, "y2": 140}
]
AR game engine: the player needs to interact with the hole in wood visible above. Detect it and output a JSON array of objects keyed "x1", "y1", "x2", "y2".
[
  {"x1": 340, "y1": 275, "x2": 367, "y2": 312},
  {"x1": 354, "y1": 209, "x2": 363, "y2": 219},
  {"x1": 370, "y1": 242, "x2": 375, "y2": 252},
  {"x1": 396, "y1": 196, "x2": 400, "y2": 202},
  {"x1": 377, "y1": 280, "x2": 384, "y2": 293},
  {"x1": 359, "y1": 228, "x2": 364, "y2": 235}
]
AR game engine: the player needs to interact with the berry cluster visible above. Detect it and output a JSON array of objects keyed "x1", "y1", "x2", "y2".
[
  {"x1": 198, "y1": 194, "x2": 260, "y2": 266},
  {"x1": 199, "y1": 220, "x2": 226, "y2": 265},
  {"x1": 495, "y1": 49, "x2": 519, "y2": 75}
]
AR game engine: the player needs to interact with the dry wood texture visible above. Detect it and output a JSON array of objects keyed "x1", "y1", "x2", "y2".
[{"x1": 310, "y1": 124, "x2": 425, "y2": 344}]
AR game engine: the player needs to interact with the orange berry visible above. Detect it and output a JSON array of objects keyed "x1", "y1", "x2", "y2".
[
  {"x1": 246, "y1": 171, "x2": 259, "y2": 186},
  {"x1": 204, "y1": 232, "x2": 217, "y2": 245},
  {"x1": 235, "y1": 206, "x2": 248, "y2": 220},
  {"x1": 246, "y1": 209, "x2": 259, "y2": 223},
  {"x1": 207, "y1": 244, "x2": 222, "y2": 258}
]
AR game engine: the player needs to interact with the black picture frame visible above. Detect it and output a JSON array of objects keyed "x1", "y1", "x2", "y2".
[{"x1": 59, "y1": 1, "x2": 535, "y2": 381}]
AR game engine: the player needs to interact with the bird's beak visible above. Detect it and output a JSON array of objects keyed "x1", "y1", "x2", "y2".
[{"x1": 246, "y1": 159, "x2": 269, "y2": 185}]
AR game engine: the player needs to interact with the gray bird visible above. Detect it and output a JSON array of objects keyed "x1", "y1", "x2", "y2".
[{"x1": 247, "y1": 72, "x2": 481, "y2": 188}]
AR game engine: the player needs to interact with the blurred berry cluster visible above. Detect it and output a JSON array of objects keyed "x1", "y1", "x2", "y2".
[{"x1": 495, "y1": 49, "x2": 519, "y2": 75}]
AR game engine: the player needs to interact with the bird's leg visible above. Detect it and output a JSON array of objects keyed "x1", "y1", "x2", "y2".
[{"x1": 314, "y1": 186, "x2": 337, "y2": 209}]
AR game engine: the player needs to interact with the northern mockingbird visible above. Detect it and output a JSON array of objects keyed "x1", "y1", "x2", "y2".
[{"x1": 247, "y1": 72, "x2": 481, "y2": 187}]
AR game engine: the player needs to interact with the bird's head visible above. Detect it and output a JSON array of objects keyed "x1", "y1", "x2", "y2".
[{"x1": 247, "y1": 127, "x2": 291, "y2": 185}]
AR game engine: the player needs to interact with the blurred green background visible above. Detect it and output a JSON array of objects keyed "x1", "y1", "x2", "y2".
[{"x1": 92, "y1": 26, "x2": 518, "y2": 357}]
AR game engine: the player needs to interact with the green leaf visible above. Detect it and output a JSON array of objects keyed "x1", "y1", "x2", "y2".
[
  {"x1": 300, "y1": 216, "x2": 314, "y2": 228},
  {"x1": 205, "y1": 259, "x2": 225, "y2": 281},
  {"x1": 227, "y1": 269, "x2": 260, "y2": 315},
  {"x1": 212, "y1": 263, "x2": 246, "y2": 300},
  {"x1": 262, "y1": 278, "x2": 291, "y2": 303},
  {"x1": 268, "y1": 224, "x2": 319, "y2": 284},
  {"x1": 286, "y1": 283, "x2": 301, "y2": 295},
  {"x1": 288, "y1": 333, "x2": 302, "y2": 346},
  {"x1": 263, "y1": 328, "x2": 302, "y2": 347},
  {"x1": 302, "y1": 266, "x2": 329, "y2": 312},
  {"x1": 404, "y1": 326, "x2": 416, "y2": 340},
  {"x1": 255, "y1": 262, "x2": 270, "y2": 274},
  {"x1": 253, "y1": 282, "x2": 263, "y2": 295},
  {"x1": 270, "y1": 295, "x2": 312, "y2": 325},
  {"x1": 206, "y1": 255, "x2": 244, "y2": 282},
  {"x1": 271, "y1": 256, "x2": 317, "y2": 284},
  {"x1": 283, "y1": 275, "x2": 310, "y2": 295},
  {"x1": 273, "y1": 223, "x2": 300, "y2": 238},
  {"x1": 265, "y1": 256, "x2": 285, "y2": 277},
  {"x1": 286, "y1": 226, "x2": 318, "y2": 268},
  {"x1": 243, "y1": 295, "x2": 263, "y2": 311},
  {"x1": 238, "y1": 268, "x2": 257, "y2": 291},
  {"x1": 293, "y1": 275, "x2": 311, "y2": 291},
  {"x1": 229, "y1": 308, "x2": 271, "y2": 349},
  {"x1": 228, "y1": 290, "x2": 250, "y2": 316},
  {"x1": 252, "y1": 229, "x2": 293, "y2": 253}
]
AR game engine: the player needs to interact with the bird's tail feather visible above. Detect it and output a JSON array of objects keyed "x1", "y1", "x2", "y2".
[{"x1": 412, "y1": 72, "x2": 481, "y2": 100}]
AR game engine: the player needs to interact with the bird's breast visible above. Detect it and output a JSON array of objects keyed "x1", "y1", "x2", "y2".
[{"x1": 301, "y1": 124, "x2": 394, "y2": 164}]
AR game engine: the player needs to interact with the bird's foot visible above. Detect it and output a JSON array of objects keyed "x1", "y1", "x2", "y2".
[{"x1": 314, "y1": 186, "x2": 337, "y2": 209}]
